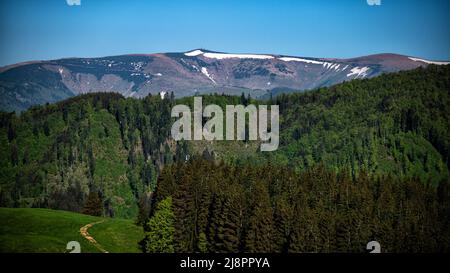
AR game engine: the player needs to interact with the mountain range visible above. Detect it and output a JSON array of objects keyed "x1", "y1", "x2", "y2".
[{"x1": 1, "y1": 49, "x2": 448, "y2": 112}]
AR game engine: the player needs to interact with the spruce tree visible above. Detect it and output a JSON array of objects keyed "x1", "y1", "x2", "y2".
[{"x1": 82, "y1": 191, "x2": 103, "y2": 216}]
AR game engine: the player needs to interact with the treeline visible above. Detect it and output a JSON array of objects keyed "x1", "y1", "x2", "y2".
[
  {"x1": 141, "y1": 157, "x2": 450, "y2": 253},
  {"x1": 270, "y1": 65, "x2": 450, "y2": 183}
]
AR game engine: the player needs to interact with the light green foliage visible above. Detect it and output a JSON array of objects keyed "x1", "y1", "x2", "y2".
[{"x1": 143, "y1": 197, "x2": 175, "y2": 253}]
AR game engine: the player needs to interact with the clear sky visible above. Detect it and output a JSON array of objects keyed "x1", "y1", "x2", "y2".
[{"x1": 0, "y1": 0, "x2": 449, "y2": 66}]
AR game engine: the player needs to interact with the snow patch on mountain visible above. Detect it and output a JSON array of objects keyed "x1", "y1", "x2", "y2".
[
  {"x1": 203, "y1": 52, "x2": 274, "y2": 60},
  {"x1": 323, "y1": 62, "x2": 333, "y2": 69},
  {"x1": 347, "y1": 67, "x2": 370, "y2": 78},
  {"x1": 201, "y1": 67, "x2": 216, "y2": 84},
  {"x1": 279, "y1": 57, "x2": 347, "y2": 72},
  {"x1": 279, "y1": 57, "x2": 323, "y2": 65},
  {"x1": 408, "y1": 57, "x2": 450, "y2": 65},
  {"x1": 185, "y1": 50, "x2": 204, "y2": 57}
]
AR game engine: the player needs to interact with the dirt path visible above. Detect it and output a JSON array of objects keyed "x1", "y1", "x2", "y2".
[{"x1": 79, "y1": 220, "x2": 109, "y2": 253}]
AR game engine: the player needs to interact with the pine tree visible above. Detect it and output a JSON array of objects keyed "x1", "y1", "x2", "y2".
[
  {"x1": 243, "y1": 181, "x2": 274, "y2": 253},
  {"x1": 173, "y1": 165, "x2": 196, "y2": 252},
  {"x1": 7, "y1": 121, "x2": 16, "y2": 142},
  {"x1": 197, "y1": 232, "x2": 208, "y2": 253},
  {"x1": 10, "y1": 143, "x2": 19, "y2": 166},
  {"x1": 82, "y1": 191, "x2": 103, "y2": 216},
  {"x1": 142, "y1": 197, "x2": 175, "y2": 253},
  {"x1": 273, "y1": 195, "x2": 295, "y2": 252},
  {"x1": 208, "y1": 187, "x2": 243, "y2": 253},
  {"x1": 136, "y1": 192, "x2": 152, "y2": 227}
]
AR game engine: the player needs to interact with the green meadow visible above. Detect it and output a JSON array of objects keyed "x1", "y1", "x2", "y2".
[{"x1": 0, "y1": 208, "x2": 143, "y2": 253}]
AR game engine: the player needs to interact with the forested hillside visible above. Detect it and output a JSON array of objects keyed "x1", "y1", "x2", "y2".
[
  {"x1": 0, "y1": 65, "x2": 449, "y2": 224},
  {"x1": 0, "y1": 93, "x2": 180, "y2": 218},
  {"x1": 273, "y1": 65, "x2": 450, "y2": 182},
  {"x1": 177, "y1": 65, "x2": 450, "y2": 185},
  {"x1": 141, "y1": 158, "x2": 450, "y2": 253}
]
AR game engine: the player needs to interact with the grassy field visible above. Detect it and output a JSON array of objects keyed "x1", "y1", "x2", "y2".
[{"x1": 0, "y1": 208, "x2": 144, "y2": 253}]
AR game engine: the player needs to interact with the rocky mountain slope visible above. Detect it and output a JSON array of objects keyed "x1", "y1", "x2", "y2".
[{"x1": 1, "y1": 49, "x2": 448, "y2": 112}]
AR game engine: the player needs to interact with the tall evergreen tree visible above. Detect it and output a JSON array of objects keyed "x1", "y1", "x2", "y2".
[
  {"x1": 142, "y1": 197, "x2": 175, "y2": 253},
  {"x1": 82, "y1": 191, "x2": 103, "y2": 216}
]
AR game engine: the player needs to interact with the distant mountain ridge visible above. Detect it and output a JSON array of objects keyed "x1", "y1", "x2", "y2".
[{"x1": 1, "y1": 49, "x2": 448, "y2": 112}]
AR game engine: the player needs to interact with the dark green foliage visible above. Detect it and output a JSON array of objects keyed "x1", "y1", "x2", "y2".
[
  {"x1": 7, "y1": 121, "x2": 16, "y2": 142},
  {"x1": 151, "y1": 158, "x2": 449, "y2": 253},
  {"x1": 243, "y1": 182, "x2": 274, "y2": 252},
  {"x1": 82, "y1": 191, "x2": 103, "y2": 216},
  {"x1": 136, "y1": 192, "x2": 153, "y2": 226},
  {"x1": 10, "y1": 143, "x2": 18, "y2": 166}
]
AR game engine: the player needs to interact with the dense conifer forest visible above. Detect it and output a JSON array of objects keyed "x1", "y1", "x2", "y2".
[{"x1": 142, "y1": 158, "x2": 450, "y2": 253}]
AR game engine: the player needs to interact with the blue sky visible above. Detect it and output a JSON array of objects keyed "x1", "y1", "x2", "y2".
[{"x1": 0, "y1": 0, "x2": 449, "y2": 66}]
